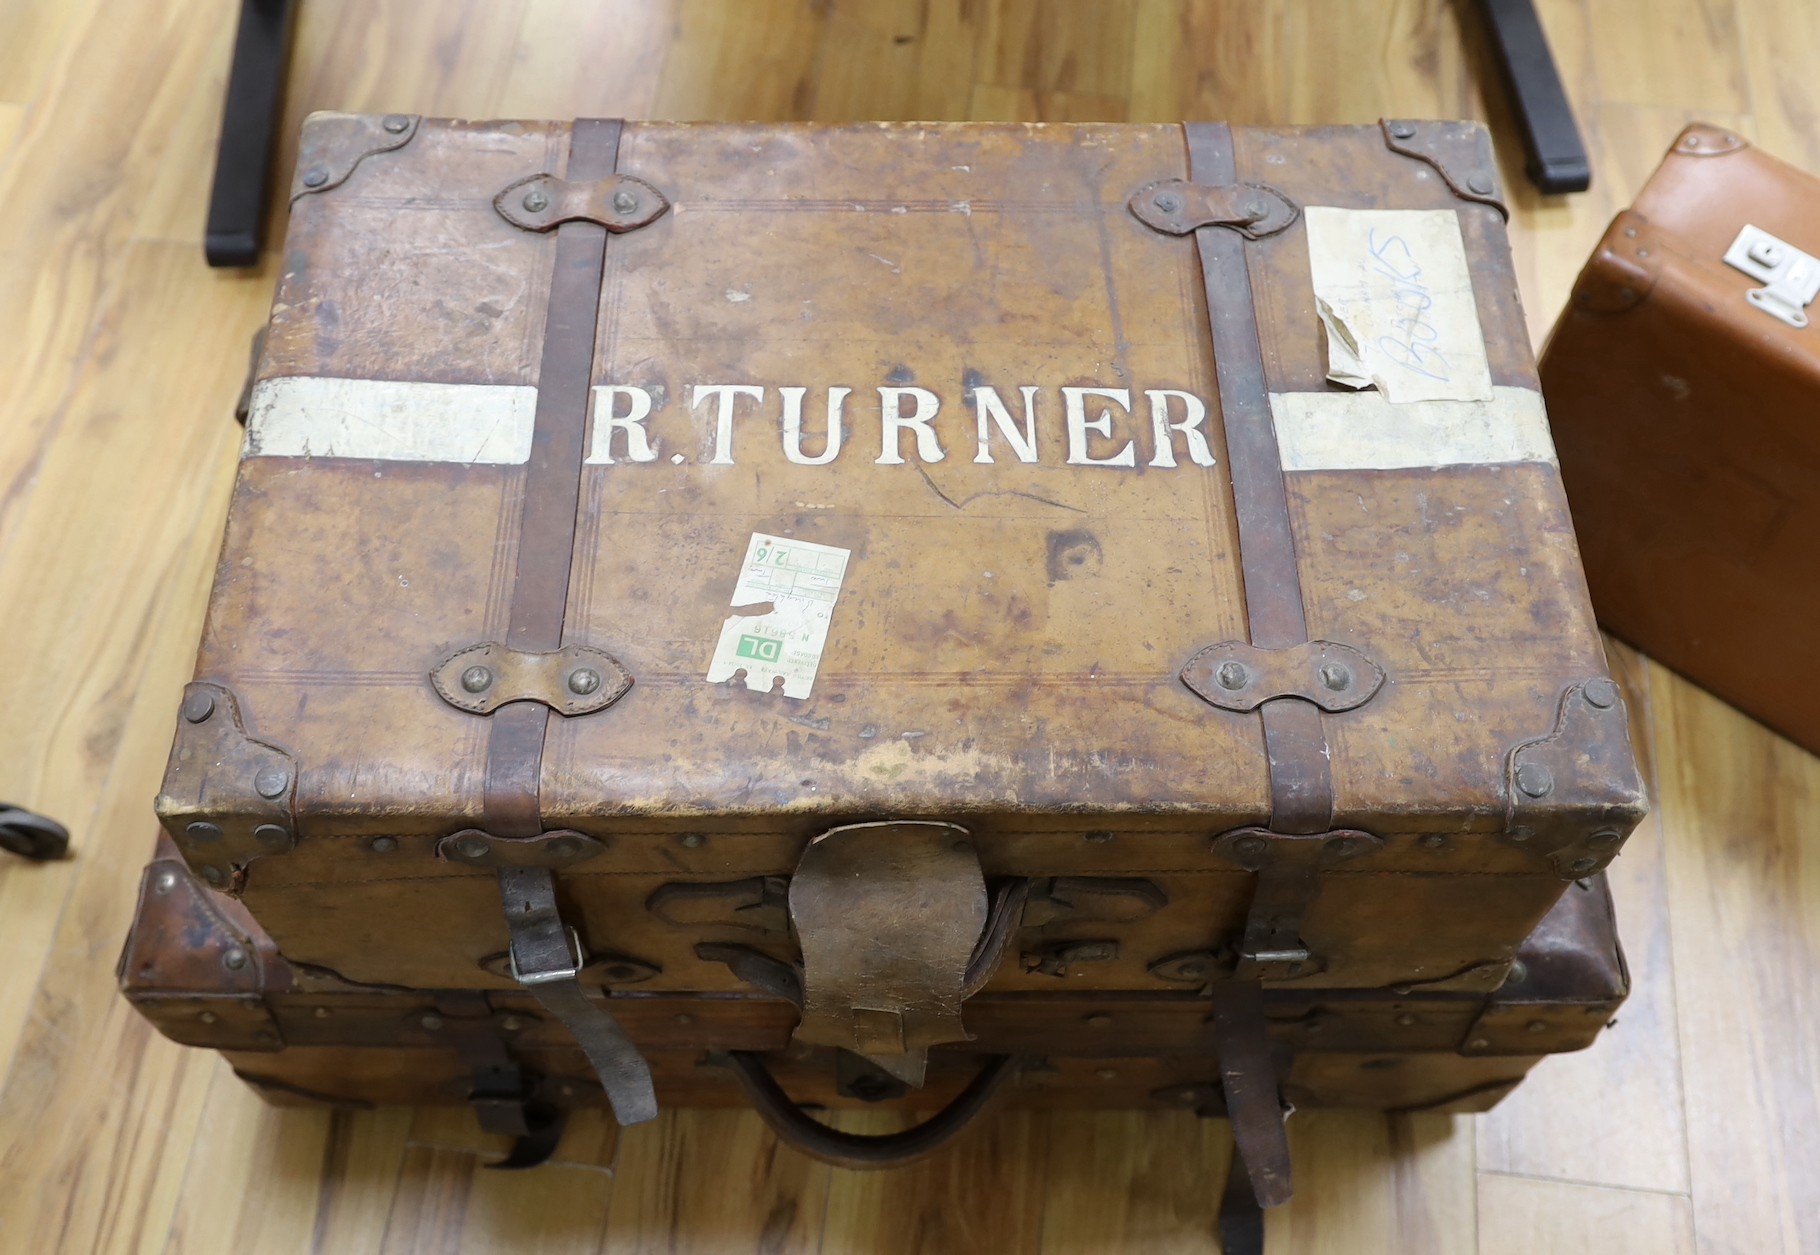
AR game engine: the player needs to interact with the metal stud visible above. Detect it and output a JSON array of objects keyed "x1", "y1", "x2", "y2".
[
  {"x1": 1084, "y1": 829, "x2": 1114, "y2": 844},
  {"x1": 567, "y1": 667, "x2": 602, "y2": 696},
  {"x1": 456, "y1": 835, "x2": 489, "y2": 859},
  {"x1": 547, "y1": 837, "x2": 580, "y2": 858},
  {"x1": 222, "y1": 946, "x2": 248, "y2": 971},
  {"x1": 1468, "y1": 1037, "x2": 1489, "y2": 1050},
  {"x1": 301, "y1": 166, "x2": 329, "y2": 188},
  {"x1": 1467, "y1": 173, "x2": 1494, "y2": 195},
  {"x1": 1514, "y1": 763, "x2": 1554, "y2": 799},
  {"x1": 1526, "y1": 1019, "x2": 1548, "y2": 1033},
  {"x1": 186, "y1": 821, "x2": 224, "y2": 844},
  {"x1": 421, "y1": 1014, "x2": 444, "y2": 1031},
  {"x1": 1504, "y1": 960, "x2": 1528, "y2": 986},
  {"x1": 1216, "y1": 661, "x2": 1250, "y2": 691},
  {"x1": 313, "y1": 1006, "x2": 331, "y2": 1018},
  {"x1": 1582, "y1": 678, "x2": 1620, "y2": 709},
  {"x1": 369, "y1": 836, "x2": 398, "y2": 853},
  {"x1": 1588, "y1": 830, "x2": 1621, "y2": 850},
  {"x1": 253, "y1": 823, "x2": 290, "y2": 849},
  {"x1": 1243, "y1": 198, "x2": 1269, "y2": 222},
  {"x1": 522, "y1": 189, "x2": 550, "y2": 213},
  {"x1": 1325, "y1": 835, "x2": 1360, "y2": 858},
  {"x1": 200, "y1": 865, "x2": 225, "y2": 886},
  {"x1": 1389, "y1": 121, "x2": 1417, "y2": 139},
  {"x1": 1233, "y1": 835, "x2": 1267, "y2": 859},
  {"x1": 460, "y1": 665, "x2": 494, "y2": 693},
  {"x1": 1086, "y1": 1014, "x2": 1113, "y2": 1028},
  {"x1": 1095, "y1": 1067, "x2": 1118, "y2": 1080},
  {"x1": 501, "y1": 1016, "x2": 525, "y2": 1032},
  {"x1": 199, "y1": 1011, "x2": 218, "y2": 1024},
  {"x1": 1418, "y1": 833, "x2": 1447, "y2": 850},
  {"x1": 1319, "y1": 662, "x2": 1353, "y2": 691},
  {"x1": 254, "y1": 765, "x2": 292, "y2": 799},
  {"x1": 1567, "y1": 856, "x2": 1597, "y2": 875},
  {"x1": 181, "y1": 691, "x2": 216, "y2": 723},
  {"x1": 1396, "y1": 1013, "x2": 1417, "y2": 1026},
  {"x1": 152, "y1": 869, "x2": 179, "y2": 895},
  {"x1": 382, "y1": 114, "x2": 410, "y2": 134},
  {"x1": 680, "y1": 833, "x2": 705, "y2": 849},
  {"x1": 612, "y1": 189, "x2": 639, "y2": 214},
  {"x1": 1153, "y1": 191, "x2": 1181, "y2": 213}
]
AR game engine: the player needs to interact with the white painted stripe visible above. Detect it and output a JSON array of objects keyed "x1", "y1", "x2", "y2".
[
  {"x1": 1270, "y1": 386, "x2": 1556, "y2": 472},
  {"x1": 243, "y1": 377, "x2": 537, "y2": 464}
]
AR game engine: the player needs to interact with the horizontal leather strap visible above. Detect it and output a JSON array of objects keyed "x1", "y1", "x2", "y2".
[{"x1": 722, "y1": 1052, "x2": 1017, "y2": 1170}]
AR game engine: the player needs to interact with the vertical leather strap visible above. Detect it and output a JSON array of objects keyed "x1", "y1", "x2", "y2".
[
  {"x1": 1208, "y1": 979, "x2": 1293, "y2": 1209},
  {"x1": 476, "y1": 119, "x2": 657, "y2": 1127},
  {"x1": 1183, "y1": 122, "x2": 1335, "y2": 836},
  {"x1": 1217, "y1": 1139, "x2": 1265, "y2": 1255},
  {"x1": 484, "y1": 116, "x2": 623, "y2": 839}
]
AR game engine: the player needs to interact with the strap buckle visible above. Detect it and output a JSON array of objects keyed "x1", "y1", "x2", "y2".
[{"x1": 510, "y1": 925, "x2": 586, "y2": 986}]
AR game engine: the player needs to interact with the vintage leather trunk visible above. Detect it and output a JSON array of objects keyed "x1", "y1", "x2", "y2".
[
  {"x1": 121, "y1": 835, "x2": 1628, "y2": 1119},
  {"x1": 1540, "y1": 123, "x2": 1820, "y2": 751},
  {"x1": 143, "y1": 114, "x2": 1645, "y2": 1207}
]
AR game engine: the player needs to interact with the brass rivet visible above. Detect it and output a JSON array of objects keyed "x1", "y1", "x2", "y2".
[
  {"x1": 612, "y1": 189, "x2": 639, "y2": 214},
  {"x1": 1233, "y1": 835, "x2": 1267, "y2": 858},
  {"x1": 1504, "y1": 960, "x2": 1528, "y2": 986},
  {"x1": 568, "y1": 667, "x2": 602, "y2": 696},
  {"x1": 1397, "y1": 1013, "x2": 1417, "y2": 1026},
  {"x1": 186, "y1": 821, "x2": 224, "y2": 844},
  {"x1": 1467, "y1": 173, "x2": 1494, "y2": 195},
  {"x1": 1153, "y1": 191, "x2": 1181, "y2": 213},
  {"x1": 1582, "y1": 678, "x2": 1620, "y2": 709},
  {"x1": 382, "y1": 114, "x2": 410, "y2": 134},
  {"x1": 1389, "y1": 121, "x2": 1416, "y2": 139},
  {"x1": 1568, "y1": 856, "x2": 1598, "y2": 875},
  {"x1": 1623, "y1": 226, "x2": 1639, "y2": 238},
  {"x1": 313, "y1": 1006, "x2": 331, "y2": 1018},
  {"x1": 1326, "y1": 836, "x2": 1358, "y2": 859},
  {"x1": 680, "y1": 833, "x2": 706, "y2": 849},
  {"x1": 1588, "y1": 830, "x2": 1620, "y2": 849},
  {"x1": 456, "y1": 835, "x2": 489, "y2": 859},
  {"x1": 221, "y1": 947, "x2": 248, "y2": 971},
  {"x1": 199, "y1": 1011, "x2": 218, "y2": 1024},
  {"x1": 547, "y1": 837, "x2": 580, "y2": 857},
  {"x1": 1319, "y1": 662, "x2": 1352, "y2": 691},
  {"x1": 1418, "y1": 834, "x2": 1447, "y2": 850},
  {"x1": 501, "y1": 1016, "x2": 524, "y2": 1032},
  {"x1": 1084, "y1": 829, "x2": 1114, "y2": 844},
  {"x1": 181, "y1": 692, "x2": 216, "y2": 723},
  {"x1": 253, "y1": 823, "x2": 289, "y2": 848},
  {"x1": 1086, "y1": 1014, "x2": 1113, "y2": 1028},
  {"x1": 1216, "y1": 661, "x2": 1249, "y2": 691},
  {"x1": 200, "y1": 864, "x2": 225, "y2": 886},
  {"x1": 1527, "y1": 1019, "x2": 1548, "y2": 1033},
  {"x1": 254, "y1": 765, "x2": 291, "y2": 799},
  {"x1": 522, "y1": 189, "x2": 550, "y2": 213},
  {"x1": 1095, "y1": 1067, "x2": 1118, "y2": 1080},
  {"x1": 369, "y1": 836, "x2": 398, "y2": 853},
  {"x1": 1469, "y1": 1038, "x2": 1489, "y2": 1050},
  {"x1": 153, "y1": 869, "x2": 179, "y2": 895},
  {"x1": 460, "y1": 665, "x2": 494, "y2": 693},
  {"x1": 1514, "y1": 763, "x2": 1554, "y2": 799},
  {"x1": 1177, "y1": 961, "x2": 1206, "y2": 979},
  {"x1": 421, "y1": 1014, "x2": 444, "y2": 1031},
  {"x1": 301, "y1": 166, "x2": 329, "y2": 188}
]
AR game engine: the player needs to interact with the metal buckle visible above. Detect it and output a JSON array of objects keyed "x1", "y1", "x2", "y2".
[
  {"x1": 509, "y1": 925, "x2": 586, "y2": 986},
  {"x1": 1723, "y1": 224, "x2": 1820, "y2": 328}
]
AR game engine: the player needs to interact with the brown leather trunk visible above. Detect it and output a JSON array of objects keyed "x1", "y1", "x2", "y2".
[
  {"x1": 1541, "y1": 123, "x2": 1820, "y2": 752},
  {"x1": 121, "y1": 838, "x2": 1628, "y2": 1117},
  {"x1": 137, "y1": 115, "x2": 1644, "y2": 1210}
]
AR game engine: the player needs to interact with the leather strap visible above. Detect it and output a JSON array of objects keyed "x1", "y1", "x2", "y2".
[
  {"x1": 1217, "y1": 1139, "x2": 1265, "y2": 1255},
  {"x1": 1208, "y1": 980, "x2": 1292, "y2": 1208},
  {"x1": 722, "y1": 1051, "x2": 1017, "y2": 1170},
  {"x1": 499, "y1": 867, "x2": 656, "y2": 1124},
  {"x1": 1183, "y1": 122, "x2": 1335, "y2": 836}
]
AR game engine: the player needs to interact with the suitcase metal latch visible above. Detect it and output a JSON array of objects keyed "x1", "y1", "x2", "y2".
[{"x1": 1724, "y1": 224, "x2": 1820, "y2": 329}]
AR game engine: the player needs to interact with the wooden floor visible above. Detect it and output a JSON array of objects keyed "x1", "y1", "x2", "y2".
[{"x1": 1, "y1": 1, "x2": 1816, "y2": 1251}]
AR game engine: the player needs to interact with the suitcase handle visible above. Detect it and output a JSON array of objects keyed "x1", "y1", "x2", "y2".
[{"x1": 720, "y1": 1050, "x2": 1017, "y2": 1169}]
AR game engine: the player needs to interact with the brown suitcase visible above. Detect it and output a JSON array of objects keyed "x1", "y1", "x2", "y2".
[
  {"x1": 120, "y1": 833, "x2": 1627, "y2": 1133},
  {"x1": 1541, "y1": 123, "x2": 1820, "y2": 751},
  {"x1": 140, "y1": 114, "x2": 1645, "y2": 1222}
]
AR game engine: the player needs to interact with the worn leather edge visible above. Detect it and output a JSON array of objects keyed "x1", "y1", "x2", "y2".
[
  {"x1": 290, "y1": 111, "x2": 420, "y2": 202},
  {"x1": 1566, "y1": 209, "x2": 1666, "y2": 316}
]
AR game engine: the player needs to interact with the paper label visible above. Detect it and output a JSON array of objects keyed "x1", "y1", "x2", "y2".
[
  {"x1": 243, "y1": 377, "x2": 537, "y2": 463},
  {"x1": 1304, "y1": 207, "x2": 1494, "y2": 404},
  {"x1": 1270, "y1": 386, "x2": 1555, "y2": 471},
  {"x1": 705, "y1": 533, "x2": 850, "y2": 700}
]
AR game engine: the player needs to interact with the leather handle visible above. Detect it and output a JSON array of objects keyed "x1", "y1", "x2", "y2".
[{"x1": 722, "y1": 1051, "x2": 1017, "y2": 1170}]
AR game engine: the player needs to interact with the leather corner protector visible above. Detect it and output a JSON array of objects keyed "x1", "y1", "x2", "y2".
[
  {"x1": 431, "y1": 642, "x2": 632, "y2": 716},
  {"x1": 1669, "y1": 123, "x2": 1748, "y2": 158},
  {"x1": 290, "y1": 112, "x2": 419, "y2": 202},
  {"x1": 1572, "y1": 210, "x2": 1663, "y2": 314},
  {"x1": 155, "y1": 682, "x2": 298, "y2": 887},
  {"x1": 438, "y1": 828, "x2": 608, "y2": 870},
  {"x1": 1504, "y1": 678, "x2": 1649, "y2": 879},
  {"x1": 495, "y1": 172, "x2": 670, "y2": 233},
  {"x1": 1128, "y1": 179, "x2": 1299, "y2": 239},
  {"x1": 1182, "y1": 640, "x2": 1385, "y2": 713},
  {"x1": 1380, "y1": 119, "x2": 1509, "y2": 220}
]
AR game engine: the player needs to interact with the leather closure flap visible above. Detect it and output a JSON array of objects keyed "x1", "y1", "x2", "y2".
[
  {"x1": 437, "y1": 828, "x2": 607, "y2": 870},
  {"x1": 1127, "y1": 178, "x2": 1298, "y2": 238},
  {"x1": 431, "y1": 642, "x2": 631, "y2": 716},
  {"x1": 494, "y1": 172, "x2": 670, "y2": 232},
  {"x1": 789, "y1": 822, "x2": 989, "y2": 1074},
  {"x1": 1181, "y1": 640, "x2": 1386, "y2": 713}
]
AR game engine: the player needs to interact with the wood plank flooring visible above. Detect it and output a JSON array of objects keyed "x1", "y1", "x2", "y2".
[{"x1": 0, "y1": 2, "x2": 1815, "y2": 1251}]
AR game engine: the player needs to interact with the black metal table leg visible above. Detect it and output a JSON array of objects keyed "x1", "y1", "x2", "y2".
[
  {"x1": 204, "y1": 0, "x2": 298, "y2": 267},
  {"x1": 1474, "y1": 0, "x2": 1590, "y2": 194}
]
